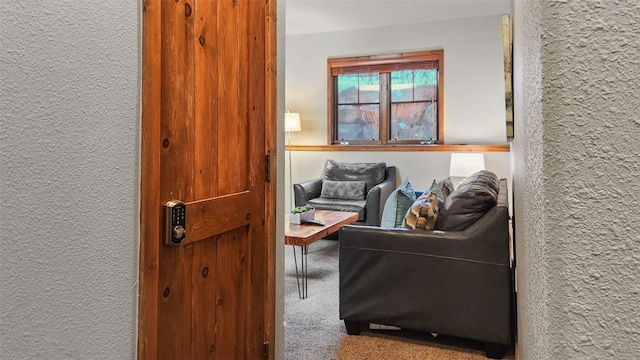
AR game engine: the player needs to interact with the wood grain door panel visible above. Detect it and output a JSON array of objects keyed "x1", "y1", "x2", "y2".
[{"x1": 140, "y1": 0, "x2": 276, "y2": 358}]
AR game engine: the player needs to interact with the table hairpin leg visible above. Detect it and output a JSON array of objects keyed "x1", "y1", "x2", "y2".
[
  {"x1": 303, "y1": 245, "x2": 308, "y2": 298},
  {"x1": 292, "y1": 244, "x2": 309, "y2": 299}
]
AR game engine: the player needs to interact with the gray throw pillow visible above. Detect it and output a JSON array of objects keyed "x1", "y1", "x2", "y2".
[
  {"x1": 320, "y1": 180, "x2": 367, "y2": 200},
  {"x1": 428, "y1": 179, "x2": 445, "y2": 201},
  {"x1": 436, "y1": 177, "x2": 455, "y2": 198}
]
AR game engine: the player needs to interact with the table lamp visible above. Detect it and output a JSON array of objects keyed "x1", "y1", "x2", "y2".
[{"x1": 449, "y1": 153, "x2": 485, "y2": 189}]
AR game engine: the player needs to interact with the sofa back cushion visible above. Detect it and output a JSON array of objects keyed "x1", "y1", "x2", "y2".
[
  {"x1": 435, "y1": 170, "x2": 499, "y2": 231},
  {"x1": 380, "y1": 178, "x2": 416, "y2": 228},
  {"x1": 322, "y1": 159, "x2": 386, "y2": 193}
]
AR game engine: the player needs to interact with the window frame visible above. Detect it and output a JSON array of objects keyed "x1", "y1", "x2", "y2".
[{"x1": 327, "y1": 50, "x2": 444, "y2": 146}]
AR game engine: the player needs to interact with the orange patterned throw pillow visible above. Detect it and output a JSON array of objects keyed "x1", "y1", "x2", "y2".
[{"x1": 402, "y1": 191, "x2": 440, "y2": 230}]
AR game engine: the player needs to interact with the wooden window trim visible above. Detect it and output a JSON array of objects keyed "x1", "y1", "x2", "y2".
[
  {"x1": 327, "y1": 50, "x2": 444, "y2": 146},
  {"x1": 285, "y1": 144, "x2": 510, "y2": 152}
]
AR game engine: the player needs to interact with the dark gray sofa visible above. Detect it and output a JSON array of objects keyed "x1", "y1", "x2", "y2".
[
  {"x1": 293, "y1": 160, "x2": 397, "y2": 226},
  {"x1": 338, "y1": 177, "x2": 512, "y2": 358}
]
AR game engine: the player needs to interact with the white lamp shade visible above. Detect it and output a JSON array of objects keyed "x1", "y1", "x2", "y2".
[
  {"x1": 284, "y1": 112, "x2": 301, "y2": 132},
  {"x1": 449, "y1": 153, "x2": 486, "y2": 177}
]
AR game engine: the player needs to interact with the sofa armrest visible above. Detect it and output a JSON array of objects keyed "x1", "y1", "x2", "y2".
[
  {"x1": 293, "y1": 178, "x2": 322, "y2": 207},
  {"x1": 339, "y1": 205, "x2": 509, "y2": 266},
  {"x1": 362, "y1": 166, "x2": 396, "y2": 226}
]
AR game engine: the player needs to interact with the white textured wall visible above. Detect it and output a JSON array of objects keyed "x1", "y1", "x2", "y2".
[
  {"x1": 513, "y1": 0, "x2": 640, "y2": 358},
  {"x1": 285, "y1": 13, "x2": 513, "y2": 213},
  {"x1": 287, "y1": 14, "x2": 510, "y2": 145},
  {"x1": 0, "y1": 2, "x2": 139, "y2": 359}
]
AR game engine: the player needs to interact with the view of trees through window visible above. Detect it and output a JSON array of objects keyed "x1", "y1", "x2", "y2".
[
  {"x1": 390, "y1": 69, "x2": 438, "y2": 141},
  {"x1": 329, "y1": 50, "x2": 443, "y2": 145},
  {"x1": 337, "y1": 73, "x2": 380, "y2": 140}
]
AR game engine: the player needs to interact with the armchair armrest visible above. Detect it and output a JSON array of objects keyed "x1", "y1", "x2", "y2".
[
  {"x1": 293, "y1": 178, "x2": 322, "y2": 207},
  {"x1": 362, "y1": 166, "x2": 396, "y2": 226}
]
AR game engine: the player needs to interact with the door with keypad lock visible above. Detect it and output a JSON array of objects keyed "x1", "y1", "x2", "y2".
[{"x1": 138, "y1": 1, "x2": 276, "y2": 359}]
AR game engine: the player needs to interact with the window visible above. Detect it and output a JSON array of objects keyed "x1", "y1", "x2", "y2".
[{"x1": 328, "y1": 50, "x2": 444, "y2": 145}]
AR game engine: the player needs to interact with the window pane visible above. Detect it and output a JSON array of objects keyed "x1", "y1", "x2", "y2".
[
  {"x1": 337, "y1": 104, "x2": 380, "y2": 141},
  {"x1": 391, "y1": 70, "x2": 414, "y2": 102},
  {"x1": 337, "y1": 73, "x2": 379, "y2": 104},
  {"x1": 414, "y1": 69, "x2": 437, "y2": 101},
  {"x1": 337, "y1": 74, "x2": 359, "y2": 104},
  {"x1": 390, "y1": 102, "x2": 437, "y2": 141},
  {"x1": 358, "y1": 73, "x2": 379, "y2": 103}
]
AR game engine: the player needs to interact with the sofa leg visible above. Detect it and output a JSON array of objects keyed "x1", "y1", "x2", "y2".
[
  {"x1": 484, "y1": 342, "x2": 507, "y2": 359},
  {"x1": 344, "y1": 320, "x2": 362, "y2": 335}
]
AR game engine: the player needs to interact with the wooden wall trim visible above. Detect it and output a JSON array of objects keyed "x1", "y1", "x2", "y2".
[
  {"x1": 285, "y1": 144, "x2": 510, "y2": 152},
  {"x1": 264, "y1": 0, "x2": 277, "y2": 359},
  {"x1": 139, "y1": 0, "x2": 161, "y2": 358}
]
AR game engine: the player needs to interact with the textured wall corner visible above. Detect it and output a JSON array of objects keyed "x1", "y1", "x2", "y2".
[
  {"x1": 0, "y1": 2, "x2": 140, "y2": 359},
  {"x1": 514, "y1": 0, "x2": 640, "y2": 358},
  {"x1": 512, "y1": 0, "x2": 551, "y2": 358}
]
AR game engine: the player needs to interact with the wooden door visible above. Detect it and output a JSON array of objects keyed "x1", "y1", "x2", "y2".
[{"x1": 139, "y1": 0, "x2": 277, "y2": 359}]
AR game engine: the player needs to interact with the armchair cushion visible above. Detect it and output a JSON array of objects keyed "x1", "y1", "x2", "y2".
[
  {"x1": 380, "y1": 178, "x2": 416, "y2": 228},
  {"x1": 320, "y1": 180, "x2": 367, "y2": 200},
  {"x1": 307, "y1": 197, "x2": 367, "y2": 220},
  {"x1": 322, "y1": 159, "x2": 386, "y2": 193}
]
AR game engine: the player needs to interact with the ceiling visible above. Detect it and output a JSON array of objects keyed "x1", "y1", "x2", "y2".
[{"x1": 285, "y1": 0, "x2": 513, "y2": 36}]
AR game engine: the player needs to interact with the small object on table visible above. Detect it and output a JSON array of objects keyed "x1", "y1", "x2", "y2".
[{"x1": 289, "y1": 205, "x2": 315, "y2": 224}]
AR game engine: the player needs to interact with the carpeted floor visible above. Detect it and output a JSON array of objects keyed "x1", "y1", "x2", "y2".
[
  {"x1": 284, "y1": 239, "x2": 345, "y2": 360},
  {"x1": 284, "y1": 239, "x2": 516, "y2": 360}
]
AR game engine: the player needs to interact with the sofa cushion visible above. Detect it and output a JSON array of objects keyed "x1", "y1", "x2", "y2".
[
  {"x1": 435, "y1": 170, "x2": 499, "y2": 231},
  {"x1": 380, "y1": 178, "x2": 416, "y2": 228},
  {"x1": 307, "y1": 197, "x2": 366, "y2": 221},
  {"x1": 322, "y1": 159, "x2": 386, "y2": 193},
  {"x1": 320, "y1": 180, "x2": 366, "y2": 200},
  {"x1": 402, "y1": 191, "x2": 440, "y2": 230}
]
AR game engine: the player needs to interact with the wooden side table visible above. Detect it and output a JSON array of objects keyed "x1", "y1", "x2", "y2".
[{"x1": 285, "y1": 210, "x2": 359, "y2": 299}]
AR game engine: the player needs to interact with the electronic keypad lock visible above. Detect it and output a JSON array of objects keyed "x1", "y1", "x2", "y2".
[{"x1": 164, "y1": 200, "x2": 186, "y2": 245}]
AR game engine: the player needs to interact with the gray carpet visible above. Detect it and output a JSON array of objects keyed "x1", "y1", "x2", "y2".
[{"x1": 284, "y1": 239, "x2": 345, "y2": 360}]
